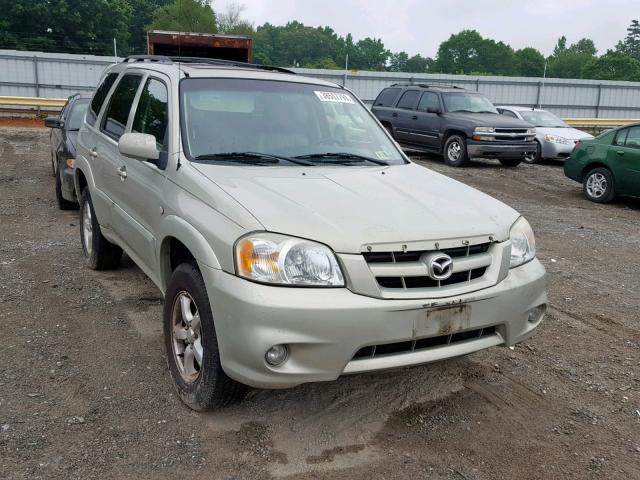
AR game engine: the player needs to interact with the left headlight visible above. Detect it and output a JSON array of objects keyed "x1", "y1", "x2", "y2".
[
  {"x1": 235, "y1": 233, "x2": 345, "y2": 286},
  {"x1": 509, "y1": 217, "x2": 536, "y2": 268},
  {"x1": 544, "y1": 134, "x2": 571, "y2": 145}
]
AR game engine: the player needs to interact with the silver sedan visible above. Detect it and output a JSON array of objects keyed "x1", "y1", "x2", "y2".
[{"x1": 497, "y1": 106, "x2": 593, "y2": 164}]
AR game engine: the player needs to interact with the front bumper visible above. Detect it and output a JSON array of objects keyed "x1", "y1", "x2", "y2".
[
  {"x1": 541, "y1": 140, "x2": 574, "y2": 160},
  {"x1": 467, "y1": 141, "x2": 537, "y2": 159},
  {"x1": 201, "y1": 259, "x2": 547, "y2": 389}
]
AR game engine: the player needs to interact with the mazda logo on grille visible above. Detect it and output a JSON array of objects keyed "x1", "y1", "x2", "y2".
[{"x1": 425, "y1": 253, "x2": 454, "y2": 280}]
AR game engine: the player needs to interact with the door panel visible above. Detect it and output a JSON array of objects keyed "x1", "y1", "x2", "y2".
[
  {"x1": 411, "y1": 92, "x2": 442, "y2": 149},
  {"x1": 606, "y1": 126, "x2": 640, "y2": 195},
  {"x1": 392, "y1": 90, "x2": 420, "y2": 144}
]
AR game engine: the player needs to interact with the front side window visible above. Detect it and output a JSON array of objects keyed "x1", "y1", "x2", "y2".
[
  {"x1": 101, "y1": 74, "x2": 142, "y2": 141},
  {"x1": 417, "y1": 92, "x2": 440, "y2": 112},
  {"x1": 442, "y1": 92, "x2": 498, "y2": 114},
  {"x1": 396, "y1": 90, "x2": 419, "y2": 109},
  {"x1": 180, "y1": 78, "x2": 405, "y2": 165},
  {"x1": 65, "y1": 99, "x2": 90, "y2": 131},
  {"x1": 132, "y1": 78, "x2": 168, "y2": 148},
  {"x1": 87, "y1": 73, "x2": 118, "y2": 126}
]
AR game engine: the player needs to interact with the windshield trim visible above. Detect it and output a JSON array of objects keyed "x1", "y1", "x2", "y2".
[{"x1": 178, "y1": 77, "x2": 408, "y2": 166}]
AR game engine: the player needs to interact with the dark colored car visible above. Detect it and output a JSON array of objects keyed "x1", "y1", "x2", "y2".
[
  {"x1": 371, "y1": 84, "x2": 536, "y2": 167},
  {"x1": 45, "y1": 94, "x2": 91, "y2": 209},
  {"x1": 564, "y1": 123, "x2": 640, "y2": 203}
]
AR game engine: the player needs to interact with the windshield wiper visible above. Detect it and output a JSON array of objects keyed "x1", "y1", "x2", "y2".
[
  {"x1": 294, "y1": 152, "x2": 389, "y2": 166},
  {"x1": 193, "y1": 152, "x2": 312, "y2": 166}
]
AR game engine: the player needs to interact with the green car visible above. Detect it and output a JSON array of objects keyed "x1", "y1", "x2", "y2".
[{"x1": 564, "y1": 124, "x2": 640, "y2": 203}]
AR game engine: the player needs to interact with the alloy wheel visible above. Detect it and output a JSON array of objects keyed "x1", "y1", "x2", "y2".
[
  {"x1": 586, "y1": 172, "x2": 607, "y2": 198},
  {"x1": 447, "y1": 141, "x2": 461, "y2": 161},
  {"x1": 171, "y1": 292, "x2": 203, "y2": 383},
  {"x1": 82, "y1": 202, "x2": 93, "y2": 255}
]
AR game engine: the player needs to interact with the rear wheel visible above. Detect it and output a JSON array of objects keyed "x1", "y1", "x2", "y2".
[
  {"x1": 79, "y1": 188, "x2": 123, "y2": 270},
  {"x1": 499, "y1": 158, "x2": 522, "y2": 167},
  {"x1": 523, "y1": 141, "x2": 542, "y2": 164},
  {"x1": 164, "y1": 263, "x2": 247, "y2": 411},
  {"x1": 443, "y1": 135, "x2": 469, "y2": 167},
  {"x1": 583, "y1": 167, "x2": 615, "y2": 203}
]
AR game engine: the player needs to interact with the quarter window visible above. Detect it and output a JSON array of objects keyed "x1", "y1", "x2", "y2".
[
  {"x1": 101, "y1": 74, "x2": 142, "y2": 141},
  {"x1": 132, "y1": 78, "x2": 169, "y2": 148},
  {"x1": 396, "y1": 90, "x2": 419, "y2": 109},
  {"x1": 87, "y1": 73, "x2": 118, "y2": 126},
  {"x1": 417, "y1": 92, "x2": 440, "y2": 112}
]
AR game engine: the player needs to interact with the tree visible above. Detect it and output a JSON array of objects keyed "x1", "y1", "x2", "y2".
[
  {"x1": 217, "y1": 2, "x2": 254, "y2": 36},
  {"x1": 147, "y1": 0, "x2": 217, "y2": 34},
  {"x1": 553, "y1": 36, "x2": 567, "y2": 56},
  {"x1": 547, "y1": 37, "x2": 597, "y2": 79},
  {"x1": 583, "y1": 50, "x2": 640, "y2": 81},
  {"x1": 568, "y1": 38, "x2": 597, "y2": 56},
  {"x1": 434, "y1": 30, "x2": 484, "y2": 74},
  {"x1": 405, "y1": 54, "x2": 431, "y2": 73},
  {"x1": 127, "y1": 0, "x2": 172, "y2": 54},
  {"x1": 388, "y1": 51, "x2": 409, "y2": 72},
  {"x1": 617, "y1": 19, "x2": 640, "y2": 60},
  {"x1": 514, "y1": 47, "x2": 545, "y2": 77}
]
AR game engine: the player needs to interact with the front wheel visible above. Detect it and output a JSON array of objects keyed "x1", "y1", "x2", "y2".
[
  {"x1": 79, "y1": 188, "x2": 123, "y2": 270},
  {"x1": 443, "y1": 135, "x2": 469, "y2": 167},
  {"x1": 523, "y1": 141, "x2": 542, "y2": 164},
  {"x1": 583, "y1": 167, "x2": 615, "y2": 203},
  {"x1": 164, "y1": 263, "x2": 247, "y2": 411},
  {"x1": 499, "y1": 158, "x2": 522, "y2": 167}
]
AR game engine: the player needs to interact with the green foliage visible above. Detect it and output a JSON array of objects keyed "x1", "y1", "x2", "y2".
[
  {"x1": 433, "y1": 30, "x2": 515, "y2": 75},
  {"x1": 217, "y1": 2, "x2": 254, "y2": 36},
  {"x1": 514, "y1": 48, "x2": 545, "y2": 77},
  {"x1": 147, "y1": 0, "x2": 217, "y2": 34},
  {"x1": 616, "y1": 19, "x2": 640, "y2": 60},
  {"x1": 547, "y1": 37, "x2": 597, "y2": 79},
  {"x1": 583, "y1": 50, "x2": 640, "y2": 81}
]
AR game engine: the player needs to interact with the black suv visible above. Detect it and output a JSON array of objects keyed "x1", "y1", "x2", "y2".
[{"x1": 372, "y1": 84, "x2": 536, "y2": 167}]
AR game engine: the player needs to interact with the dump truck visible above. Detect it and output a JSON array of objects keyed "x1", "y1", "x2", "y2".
[{"x1": 147, "y1": 30, "x2": 253, "y2": 63}]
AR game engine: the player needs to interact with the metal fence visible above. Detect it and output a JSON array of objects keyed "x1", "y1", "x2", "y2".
[{"x1": 3, "y1": 49, "x2": 640, "y2": 118}]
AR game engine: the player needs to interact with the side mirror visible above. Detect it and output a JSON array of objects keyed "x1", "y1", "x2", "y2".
[
  {"x1": 45, "y1": 116, "x2": 64, "y2": 129},
  {"x1": 426, "y1": 107, "x2": 441, "y2": 114},
  {"x1": 118, "y1": 133, "x2": 160, "y2": 161}
]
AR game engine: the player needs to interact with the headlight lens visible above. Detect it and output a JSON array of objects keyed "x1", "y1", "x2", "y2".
[
  {"x1": 235, "y1": 233, "x2": 345, "y2": 286},
  {"x1": 474, "y1": 127, "x2": 495, "y2": 134},
  {"x1": 526, "y1": 128, "x2": 536, "y2": 135},
  {"x1": 509, "y1": 217, "x2": 536, "y2": 268},
  {"x1": 544, "y1": 134, "x2": 571, "y2": 145}
]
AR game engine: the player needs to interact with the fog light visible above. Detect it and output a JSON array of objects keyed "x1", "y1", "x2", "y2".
[
  {"x1": 265, "y1": 345, "x2": 288, "y2": 366},
  {"x1": 527, "y1": 304, "x2": 547, "y2": 323}
]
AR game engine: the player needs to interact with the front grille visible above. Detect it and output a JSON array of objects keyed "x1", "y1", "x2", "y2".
[
  {"x1": 352, "y1": 326, "x2": 497, "y2": 360},
  {"x1": 492, "y1": 128, "x2": 532, "y2": 142},
  {"x1": 363, "y1": 242, "x2": 492, "y2": 291}
]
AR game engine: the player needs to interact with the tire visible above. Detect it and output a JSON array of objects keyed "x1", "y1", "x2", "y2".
[
  {"x1": 583, "y1": 167, "x2": 615, "y2": 203},
  {"x1": 79, "y1": 188, "x2": 123, "y2": 270},
  {"x1": 164, "y1": 263, "x2": 247, "y2": 411},
  {"x1": 523, "y1": 141, "x2": 541, "y2": 164},
  {"x1": 55, "y1": 166, "x2": 78, "y2": 210},
  {"x1": 499, "y1": 158, "x2": 522, "y2": 167},
  {"x1": 443, "y1": 135, "x2": 469, "y2": 167},
  {"x1": 51, "y1": 153, "x2": 56, "y2": 177}
]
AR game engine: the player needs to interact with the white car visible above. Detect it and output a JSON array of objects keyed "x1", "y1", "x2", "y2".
[{"x1": 497, "y1": 106, "x2": 593, "y2": 164}]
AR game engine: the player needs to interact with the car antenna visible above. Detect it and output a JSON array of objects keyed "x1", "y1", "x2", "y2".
[{"x1": 175, "y1": 0, "x2": 184, "y2": 171}]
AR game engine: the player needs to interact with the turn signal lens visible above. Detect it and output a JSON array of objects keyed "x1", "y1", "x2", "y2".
[{"x1": 66, "y1": 158, "x2": 75, "y2": 168}]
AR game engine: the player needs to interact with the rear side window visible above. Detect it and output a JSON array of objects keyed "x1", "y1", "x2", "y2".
[
  {"x1": 624, "y1": 126, "x2": 640, "y2": 149},
  {"x1": 86, "y1": 73, "x2": 118, "y2": 126},
  {"x1": 614, "y1": 129, "x2": 628, "y2": 146},
  {"x1": 101, "y1": 74, "x2": 142, "y2": 141},
  {"x1": 132, "y1": 78, "x2": 169, "y2": 148},
  {"x1": 396, "y1": 90, "x2": 419, "y2": 109},
  {"x1": 374, "y1": 88, "x2": 401, "y2": 107}
]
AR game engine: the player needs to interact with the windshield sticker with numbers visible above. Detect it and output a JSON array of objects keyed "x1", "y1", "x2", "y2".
[{"x1": 314, "y1": 91, "x2": 355, "y2": 104}]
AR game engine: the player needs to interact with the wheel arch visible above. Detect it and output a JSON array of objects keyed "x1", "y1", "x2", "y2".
[
  {"x1": 580, "y1": 162, "x2": 613, "y2": 183},
  {"x1": 442, "y1": 129, "x2": 468, "y2": 151}
]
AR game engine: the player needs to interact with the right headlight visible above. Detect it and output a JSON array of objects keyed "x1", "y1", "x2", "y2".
[
  {"x1": 509, "y1": 217, "x2": 536, "y2": 268},
  {"x1": 235, "y1": 233, "x2": 345, "y2": 286}
]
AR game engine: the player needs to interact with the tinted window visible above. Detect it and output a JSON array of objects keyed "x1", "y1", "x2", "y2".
[
  {"x1": 624, "y1": 126, "x2": 640, "y2": 149},
  {"x1": 87, "y1": 73, "x2": 118, "y2": 126},
  {"x1": 417, "y1": 92, "x2": 440, "y2": 112},
  {"x1": 374, "y1": 88, "x2": 401, "y2": 107},
  {"x1": 614, "y1": 129, "x2": 628, "y2": 146},
  {"x1": 396, "y1": 90, "x2": 419, "y2": 109},
  {"x1": 132, "y1": 78, "x2": 168, "y2": 147},
  {"x1": 500, "y1": 109, "x2": 518, "y2": 118},
  {"x1": 442, "y1": 92, "x2": 497, "y2": 113},
  {"x1": 101, "y1": 75, "x2": 142, "y2": 141},
  {"x1": 65, "y1": 99, "x2": 90, "y2": 130}
]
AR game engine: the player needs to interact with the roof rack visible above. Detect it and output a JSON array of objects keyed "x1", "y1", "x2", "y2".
[
  {"x1": 121, "y1": 55, "x2": 295, "y2": 74},
  {"x1": 390, "y1": 83, "x2": 465, "y2": 90}
]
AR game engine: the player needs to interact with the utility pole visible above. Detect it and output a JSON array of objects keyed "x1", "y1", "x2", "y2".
[
  {"x1": 113, "y1": 38, "x2": 118, "y2": 64},
  {"x1": 538, "y1": 60, "x2": 547, "y2": 109},
  {"x1": 343, "y1": 54, "x2": 349, "y2": 86}
]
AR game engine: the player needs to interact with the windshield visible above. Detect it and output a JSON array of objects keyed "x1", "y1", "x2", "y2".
[
  {"x1": 66, "y1": 99, "x2": 89, "y2": 130},
  {"x1": 519, "y1": 110, "x2": 568, "y2": 128},
  {"x1": 441, "y1": 92, "x2": 498, "y2": 114},
  {"x1": 180, "y1": 78, "x2": 404, "y2": 165}
]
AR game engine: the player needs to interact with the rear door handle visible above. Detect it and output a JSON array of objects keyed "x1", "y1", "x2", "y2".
[
  {"x1": 412, "y1": 115, "x2": 418, "y2": 120},
  {"x1": 117, "y1": 165, "x2": 127, "y2": 180},
  {"x1": 392, "y1": 112, "x2": 398, "y2": 117},
  {"x1": 616, "y1": 150, "x2": 625, "y2": 155},
  {"x1": 89, "y1": 148, "x2": 98, "y2": 158}
]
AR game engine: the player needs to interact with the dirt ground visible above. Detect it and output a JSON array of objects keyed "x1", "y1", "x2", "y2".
[{"x1": 1, "y1": 127, "x2": 638, "y2": 480}]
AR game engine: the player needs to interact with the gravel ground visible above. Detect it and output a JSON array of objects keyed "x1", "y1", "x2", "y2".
[{"x1": 0, "y1": 127, "x2": 638, "y2": 480}]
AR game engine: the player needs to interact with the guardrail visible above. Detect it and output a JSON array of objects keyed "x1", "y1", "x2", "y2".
[
  {"x1": 0, "y1": 96, "x2": 67, "y2": 108},
  {"x1": 563, "y1": 118, "x2": 640, "y2": 127}
]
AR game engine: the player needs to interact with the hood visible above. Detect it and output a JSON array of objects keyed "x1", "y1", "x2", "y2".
[
  {"x1": 193, "y1": 162, "x2": 519, "y2": 253},
  {"x1": 535, "y1": 127, "x2": 593, "y2": 141},
  {"x1": 444, "y1": 112, "x2": 533, "y2": 128}
]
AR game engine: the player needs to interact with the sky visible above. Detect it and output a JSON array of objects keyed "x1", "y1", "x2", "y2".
[{"x1": 215, "y1": 0, "x2": 636, "y2": 58}]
